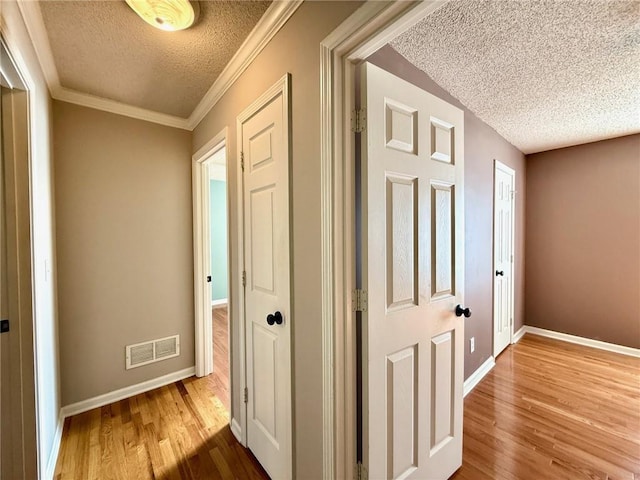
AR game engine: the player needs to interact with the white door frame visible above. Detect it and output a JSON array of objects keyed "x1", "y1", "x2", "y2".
[
  {"x1": 192, "y1": 128, "x2": 229, "y2": 379},
  {"x1": 493, "y1": 159, "x2": 516, "y2": 353},
  {"x1": 319, "y1": 1, "x2": 455, "y2": 477},
  {"x1": 0, "y1": 35, "x2": 39, "y2": 478}
]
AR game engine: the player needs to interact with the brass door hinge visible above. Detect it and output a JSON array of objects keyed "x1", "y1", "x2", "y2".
[
  {"x1": 352, "y1": 289, "x2": 368, "y2": 312},
  {"x1": 241, "y1": 151, "x2": 245, "y2": 172},
  {"x1": 351, "y1": 108, "x2": 366, "y2": 133},
  {"x1": 355, "y1": 462, "x2": 368, "y2": 480}
]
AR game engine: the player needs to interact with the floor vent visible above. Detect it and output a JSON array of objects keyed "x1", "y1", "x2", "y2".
[{"x1": 126, "y1": 334, "x2": 180, "y2": 369}]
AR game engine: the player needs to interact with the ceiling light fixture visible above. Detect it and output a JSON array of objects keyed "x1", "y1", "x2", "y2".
[{"x1": 125, "y1": 0, "x2": 199, "y2": 32}]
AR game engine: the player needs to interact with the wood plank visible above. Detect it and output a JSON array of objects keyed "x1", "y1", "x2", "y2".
[
  {"x1": 452, "y1": 334, "x2": 640, "y2": 480},
  {"x1": 54, "y1": 323, "x2": 639, "y2": 479}
]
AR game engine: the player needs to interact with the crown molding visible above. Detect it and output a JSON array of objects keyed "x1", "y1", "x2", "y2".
[
  {"x1": 17, "y1": 0, "x2": 302, "y2": 131},
  {"x1": 54, "y1": 86, "x2": 191, "y2": 130},
  {"x1": 187, "y1": 0, "x2": 303, "y2": 130},
  {"x1": 16, "y1": 0, "x2": 59, "y2": 88}
]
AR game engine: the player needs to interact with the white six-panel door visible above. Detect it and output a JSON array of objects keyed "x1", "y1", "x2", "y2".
[
  {"x1": 360, "y1": 62, "x2": 465, "y2": 480},
  {"x1": 238, "y1": 75, "x2": 292, "y2": 480},
  {"x1": 493, "y1": 161, "x2": 515, "y2": 357}
]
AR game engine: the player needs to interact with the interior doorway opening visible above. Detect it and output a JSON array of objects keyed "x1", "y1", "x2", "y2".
[
  {"x1": 207, "y1": 147, "x2": 230, "y2": 411},
  {"x1": 192, "y1": 129, "x2": 232, "y2": 417}
]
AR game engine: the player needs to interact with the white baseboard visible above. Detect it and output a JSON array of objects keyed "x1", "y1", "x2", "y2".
[
  {"x1": 230, "y1": 418, "x2": 242, "y2": 443},
  {"x1": 212, "y1": 298, "x2": 228, "y2": 308},
  {"x1": 60, "y1": 366, "x2": 196, "y2": 418},
  {"x1": 512, "y1": 326, "x2": 526, "y2": 344},
  {"x1": 44, "y1": 410, "x2": 65, "y2": 480},
  {"x1": 463, "y1": 356, "x2": 496, "y2": 397},
  {"x1": 523, "y1": 326, "x2": 640, "y2": 358}
]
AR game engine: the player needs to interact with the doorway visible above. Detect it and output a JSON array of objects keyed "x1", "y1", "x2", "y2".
[
  {"x1": 1, "y1": 39, "x2": 38, "y2": 479},
  {"x1": 493, "y1": 160, "x2": 515, "y2": 357},
  {"x1": 192, "y1": 130, "x2": 232, "y2": 413},
  {"x1": 208, "y1": 147, "x2": 230, "y2": 410}
]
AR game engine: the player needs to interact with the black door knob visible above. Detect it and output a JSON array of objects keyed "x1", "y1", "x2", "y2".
[
  {"x1": 266, "y1": 311, "x2": 283, "y2": 326},
  {"x1": 496, "y1": 270, "x2": 504, "y2": 276},
  {"x1": 455, "y1": 305, "x2": 472, "y2": 318}
]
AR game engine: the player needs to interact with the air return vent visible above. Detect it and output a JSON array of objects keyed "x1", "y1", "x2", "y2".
[{"x1": 126, "y1": 334, "x2": 180, "y2": 369}]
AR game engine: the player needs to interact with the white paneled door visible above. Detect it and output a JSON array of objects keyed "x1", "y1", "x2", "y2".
[
  {"x1": 239, "y1": 75, "x2": 292, "y2": 480},
  {"x1": 360, "y1": 62, "x2": 466, "y2": 479},
  {"x1": 493, "y1": 161, "x2": 515, "y2": 357}
]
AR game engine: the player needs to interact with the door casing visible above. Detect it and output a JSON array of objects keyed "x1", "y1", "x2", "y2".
[
  {"x1": 319, "y1": 1, "x2": 458, "y2": 478},
  {"x1": 192, "y1": 127, "x2": 230, "y2": 379}
]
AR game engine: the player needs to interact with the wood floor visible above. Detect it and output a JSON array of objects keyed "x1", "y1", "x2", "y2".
[
  {"x1": 54, "y1": 307, "x2": 269, "y2": 480},
  {"x1": 54, "y1": 330, "x2": 639, "y2": 479},
  {"x1": 451, "y1": 334, "x2": 640, "y2": 480}
]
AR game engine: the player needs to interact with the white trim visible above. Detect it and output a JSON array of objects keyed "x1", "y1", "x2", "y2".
[
  {"x1": 230, "y1": 418, "x2": 242, "y2": 443},
  {"x1": 463, "y1": 356, "x2": 495, "y2": 397},
  {"x1": 17, "y1": 0, "x2": 302, "y2": 131},
  {"x1": 523, "y1": 326, "x2": 640, "y2": 358},
  {"x1": 212, "y1": 298, "x2": 228, "y2": 308},
  {"x1": 193, "y1": 128, "x2": 227, "y2": 379},
  {"x1": 60, "y1": 367, "x2": 195, "y2": 418},
  {"x1": 512, "y1": 326, "x2": 526, "y2": 343},
  {"x1": 187, "y1": 1, "x2": 302, "y2": 129},
  {"x1": 44, "y1": 412, "x2": 64, "y2": 480},
  {"x1": 15, "y1": 0, "x2": 58, "y2": 89},
  {"x1": 320, "y1": 2, "x2": 454, "y2": 478},
  {"x1": 54, "y1": 87, "x2": 190, "y2": 130}
]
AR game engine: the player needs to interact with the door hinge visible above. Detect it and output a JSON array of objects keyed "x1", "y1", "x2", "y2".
[
  {"x1": 240, "y1": 151, "x2": 245, "y2": 172},
  {"x1": 355, "y1": 462, "x2": 368, "y2": 480},
  {"x1": 242, "y1": 270, "x2": 246, "y2": 287},
  {"x1": 351, "y1": 108, "x2": 366, "y2": 133},
  {"x1": 0, "y1": 319, "x2": 9, "y2": 334},
  {"x1": 244, "y1": 387, "x2": 248, "y2": 404},
  {"x1": 352, "y1": 289, "x2": 368, "y2": 312}
]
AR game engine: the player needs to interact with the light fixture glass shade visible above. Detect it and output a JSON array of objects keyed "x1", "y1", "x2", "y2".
[{"x1": 125, "y1": 0, "x2": 196, "y2": 31}]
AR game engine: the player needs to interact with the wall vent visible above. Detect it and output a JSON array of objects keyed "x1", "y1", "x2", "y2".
[{"x1": 126, "y1": 334, "x2": 180, "y2": 369}]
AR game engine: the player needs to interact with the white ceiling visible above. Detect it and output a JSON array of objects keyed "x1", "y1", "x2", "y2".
[
  {"x1": 39, "y1": 1, "x2": 271, "y2": 118},
  {"x1": 391, "y1": 0, "x2": 640, "y2": 154},
  {"x1": 19, "y1": 0, "x2": 302, "y2": 129}
]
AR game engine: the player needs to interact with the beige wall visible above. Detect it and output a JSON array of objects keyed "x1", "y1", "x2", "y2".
[
  {"x1": 53, "y1": 101, "x2": 194, "y2": 405},
  {"x1": 367, "y1": 46, "x2": 527, "y2": 378},
  {"x1": 525, "y1": 135, "x2": 640, "y2": 348},
  {"x1": 192, "y1": 2, "x2": 361, "y2": 475}
]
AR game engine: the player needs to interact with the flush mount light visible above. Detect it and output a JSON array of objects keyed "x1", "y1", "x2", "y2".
[{"x1": 125, "y1": 0, "x2": 199, "y2": 32}]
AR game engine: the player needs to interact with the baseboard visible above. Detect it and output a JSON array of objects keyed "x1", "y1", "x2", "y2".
[
  {"x1": 44, "y1": 410, "x2": 65, "y2": 479},
  {"x1": 212, "y1": 298, "x2": 228, "y2": 308},
  {"x1": 230, "y1": 418, "x2": 242, "y2": 443},
  {"x1": 523, "y1": 326, "x2": 640, "y2": 358},
  {"x1": 60, "y1": 366, "x2": 196, "y2": 418},
  {"x1": 463, "y1": 356, "x2": 495, "y2": 397},
  {"x1": 512, "y1": 326, "x2": 526, "y2": 344}
]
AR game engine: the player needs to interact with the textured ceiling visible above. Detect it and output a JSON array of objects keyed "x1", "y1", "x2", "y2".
[
  {"x1": 39, "y1": 0, "x2": 271, "y2": 118},
  {"x1": 391, "y1": 0, "x2": 640, "y2": 154}
]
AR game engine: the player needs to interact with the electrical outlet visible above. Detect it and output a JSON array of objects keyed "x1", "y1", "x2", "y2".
[{"x1": 469, "y1": 337, "x2": 475, "y2": 353}]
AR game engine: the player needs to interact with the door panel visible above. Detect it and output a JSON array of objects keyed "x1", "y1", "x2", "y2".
[
  {"x1": 493, "y1": 162, "x2": 515, "y2": 357},
  {"x1": 240, "y1": 77, "x2": 291, "y2": 480},
  {"x1": 361, "y1": 62, "x2": 465, "y2": 480}
]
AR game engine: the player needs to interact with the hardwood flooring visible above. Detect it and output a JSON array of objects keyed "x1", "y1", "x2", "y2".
[
  {"x1": 54, "y1": 307, "x2": 269, "y2": 480},
  {"x1": 212, "y1": 307, "x2": 230, "y2": 412},
  {"x1": 451, "y1": 334, "x2": 640, "y2": 480},
  {"x1": 54, "y1": 330, "x2": 639, "y2": 479}
]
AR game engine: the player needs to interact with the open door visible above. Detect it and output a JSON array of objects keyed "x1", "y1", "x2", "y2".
[{"x1": 359, "y1": 62, "x2": 466, "y2": 479}]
